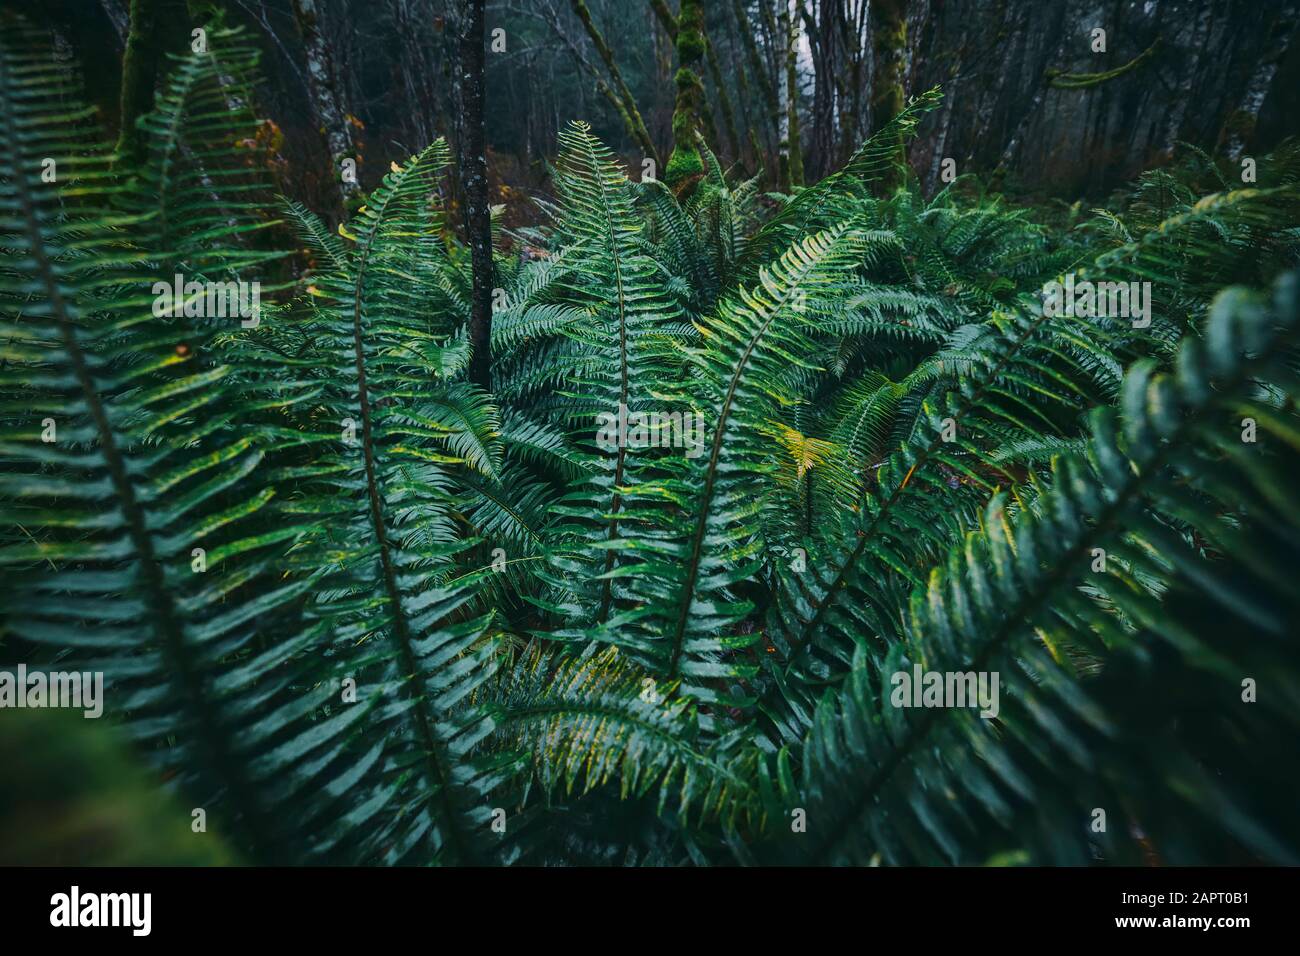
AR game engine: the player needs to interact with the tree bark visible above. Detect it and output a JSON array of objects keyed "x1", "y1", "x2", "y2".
[
  {"x1": 1221, "y1": 1, "x2": 1299, "y2": 159},
  {"x1": 649, "y1": 0, "x2": 676, "y2": 39},
  {"x1": 725, "y1": 1, "x2": 766, "y2": 172},
  {"x1": 456, "y1": 0, "x2": 493, "y2": 391},
  {"x1": 100, "y1": 0, "x2": 129, "y2": 44},
  {"x1": 666, "y1": 0, "x2": 707, "y2": 188},
  {"x1": 803, "y1": 0, "x2": 831, "y2": 179},
  {"x1": 841, "y1": 0, "x2": 869, "y2": 166},
  {"x1": 650, "y1": 0, "x2": 734, "y2": 163},
  {"x1": 782, "y1": 0, "x2": 804, "y2": 187},
  {"x1": 291, "y1": 0, "x2": 358, "y2": 214},
  {"x1": 390, "y1": 0, "x2": 438, "y2": 150},
  {"x1": 705, "y1": 31, "x2": 743, "y2": 166},
  {"x1": 115, "y1": 0, "x2": 163, "y2": 165},
  {"x1": 869, "y1": 0, "x2": 908, "y2": 133},
  {"x1": 776, "y1": 3, "x2": 791, "y2": 189},
  {"x1": 730, "y1": 0, "x2": 781, "y2": 156},
  {"x1": 869, "y1": 0, "x2": 908, "y2": 186}
]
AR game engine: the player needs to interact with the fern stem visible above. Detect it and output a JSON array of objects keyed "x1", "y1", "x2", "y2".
[
  {"x1": 783, "y1": 303, "x2": 1056, "y2": 672},
  {"x1": 347, "y1": 183, "x2": 482, "y2": 865},
  {"x1": 580, "y1": 132, "x2": 633, "y2": 626},
  {"x1": 668, "y1": 233, "x2": 844, "y2": 678},
  {"x1": 1, "y1": 45, "x2": 276, "y2": 859},
  {"x1": 809, "y1": 327, "x2": 1289, "y2": 862}
]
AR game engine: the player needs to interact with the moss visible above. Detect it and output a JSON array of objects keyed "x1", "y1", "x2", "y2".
[
  {"x1": 868, "y1": 0, "x2": 908, "y2": 190},
  {"x1": 674, "y1": 66, "x2": 703, "y2": 94},
  {"x1": 1047, "y1": 37, "x2": 1162, "y2": 89},
  {"x1": 677, "y1": 30, "x2": 706, "y2": 63},
  {"x1": 870, "y1": 3, "x2": 907, "y2": 121},
  {"x1": 665, "y1": 0, "x2": 708, "y2": 189},
  {"x1": 114, "y1": 0, "x2": 164, "y2": 166},
  {"x1": 665, "y1": 146, "x2": 704, "y2": 182},
  {"x1": 0, "y1": 709, "x2": 238, "y2": 865}
]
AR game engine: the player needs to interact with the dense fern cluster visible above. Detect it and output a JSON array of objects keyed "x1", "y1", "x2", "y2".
[{"x1": 3, "y1": 25, "x2": 1299, "y2": 866}]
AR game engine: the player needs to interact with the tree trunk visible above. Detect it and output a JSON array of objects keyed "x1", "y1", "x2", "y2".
[
  {"x1": 869, "y1": 0, "x2": 908, "y2": 187},
  {"x1": 456, "y1": 0, "x2": 493, "y2": 391},
  {"x1": 541, "y1": 3, "x2": 647, "y2": 170},
  {"x1": 649, "y1": 0, "x2": 676, "y2": 39},
  {"x1": 776, "y1": 8, "x2": 791, "y2": 189},
  {"x1": 666, "y1": 0, "x2": 707, "y2": 188},
  {"x1": 804, "y1": 0, "x2": 831, "y2": 179},
  {"x1": 569, "y1": 0, "x2": 661, "y2": 169},
  {"x1": 726, "y1": 0, "x2": 766, "y2": 172},
  {"x1": 291, "y1": 0, "x2": 357, "y2": 215},
  {"x1": 841, "y1": 0, "x2": 869, "y2": 166},
  {"x1": 390, "y1": 0, "x2": 438, "y2": 150},
  {"x1": 869, "y1": 0, "x2": 908, "y2": 132},
  {"x1": 1221, "y1": 1, "x2": 1299, "y2": 159},
  {"x1": 115, "y1": 0, "x2": 163, "y2": 165},
  {"x1": 904, "y1": 0, "x2": 1300, "y2": 197},
  {"x1": 783, "y1": 0, "x2": 804, "y2": 187},
  {"x1": 705, "y1": 32, "x2": 743, "y2": 166},
  {"x1": 730, "y1": 0, "x2": 781, "y2": 161}
]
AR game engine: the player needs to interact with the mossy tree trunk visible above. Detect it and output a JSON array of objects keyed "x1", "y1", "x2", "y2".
[
  {"x1": 730, "y1": 0, "x2": 781, "y2": 167},
  {"x1": 869, "y1": 0, "x2": 908, "y2": 187},
  {"x1": 115, "y1": 0, "x2": 163, "y2": 166},
  {"x1": 725, "y1": 1, "x2": 767, "y2": 174},
  {"x1": 704, "y1": 30, "x2": 743, "y2": 166},
  {"x1": 541, "y1": 3, "x2": 641, "y2": 167},
  {"x1": 569, "y1": 0, "x2": 660, "y2": 170},
  {"x1": 665, "y1": 0, "x2": 706, "y2": 189},
  {"x1": 649, "y1": 0, "x2": 675, "y2": 37},
  {"x1": 653, "y1": 0, "x2": 738, "y2": 167}
]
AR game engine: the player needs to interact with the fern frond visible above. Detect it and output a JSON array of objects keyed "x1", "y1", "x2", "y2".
[{"x1": 767, "y1": 272, "x2": 1300, "y2": 864}]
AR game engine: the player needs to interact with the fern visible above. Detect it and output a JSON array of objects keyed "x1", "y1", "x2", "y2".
[
  {"x1": 0, "y1": 23, "x2": 321, "y2": 862},
  {"x1": 4, "y1": 18, "x2": 1300, "y2": 869},
  {"x1": 765, "y1": 274, "x2": 1300, "y2": 864}
]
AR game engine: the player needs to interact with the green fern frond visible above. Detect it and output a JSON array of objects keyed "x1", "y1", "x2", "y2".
[{"x1": 768, "y1": 272, "x2": 1300, "y2": 865}]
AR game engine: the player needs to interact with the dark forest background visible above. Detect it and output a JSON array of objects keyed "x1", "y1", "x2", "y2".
[{"x1": 14, "y1": 0, "x2": 1300, "y2": 227}]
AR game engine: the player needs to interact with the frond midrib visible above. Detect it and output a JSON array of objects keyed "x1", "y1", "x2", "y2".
[
  {"x1": 806, "y1": 320, "x2": 1293, "y2": 862},
  {"x1": 0, "y1": 42, "x2": 276, "y2": 856},
  {"x1": 345, "y1": 155, "x2": 484, "y2": 865},
  {"x1": 668, "y1": 230, "x2": 848, "y2": 679}
]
